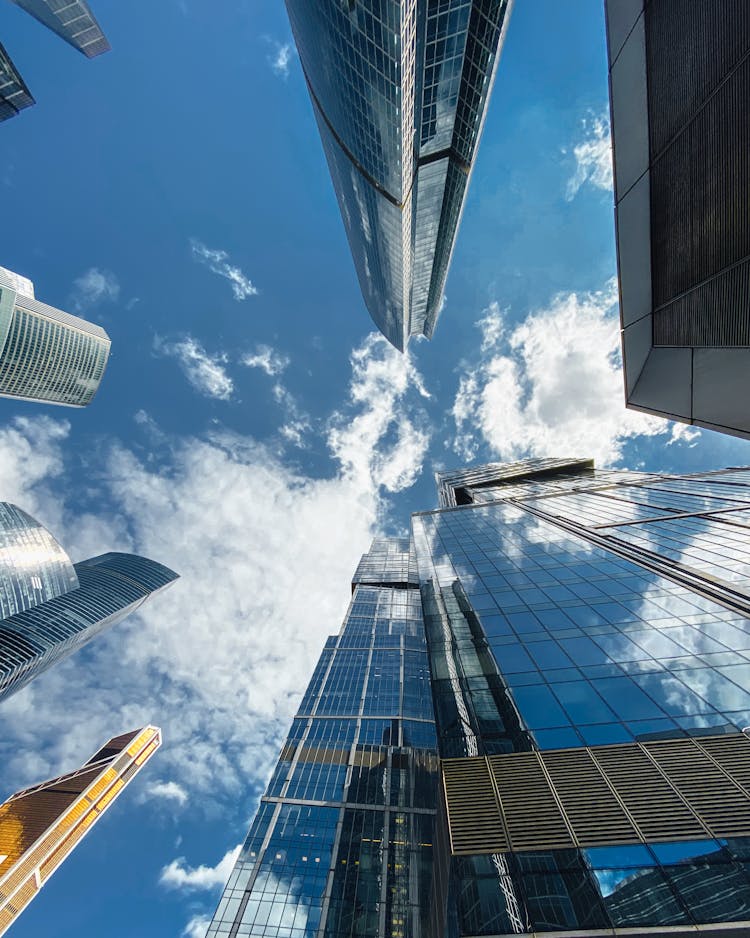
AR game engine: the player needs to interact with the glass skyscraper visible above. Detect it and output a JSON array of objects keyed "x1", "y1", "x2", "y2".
[
  {"x1": 0, "y1": 725, "x2": 160, "y2": 935},
  {"x1": 0, "y1": 502, "x2": 178, "y2": 704},
  {"x1": 0, "y1": 266, "x2": 111, "y2": 406},
  {"x1": 284, "y1": 1, "x2": 513, "y2": 350},
  {"x1": 210, "y1": 458, "x2": 750, "y2": 936},
  {"x1": 0, "y1": 0, "x2": 109, "y2": 124}
]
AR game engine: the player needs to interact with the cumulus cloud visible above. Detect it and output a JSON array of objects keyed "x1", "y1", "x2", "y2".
[
  {"x1": 155, "y1": 336, "x2": 234, "y2": 400},
  {"x1": 241, "y1": 344, "x2": 289, "y2": 377},
  {"x1": 142, "y1": 780, "x2": 189, "y2": 807},
  {"x1": 269, "y1": 41, "x2": 293, "y2": 78},
  {"x1": 0, "y1": 333, "x2": 432, "y2": 809},
  {"x1": 451, "y1": 283, "x2": 689, "y2": 466},
  {"x1": 161, "y1": 845, "x2": 241, "y2": 892},
  {"x1": 71, "y1": 267, "x2": 120, "y2": 312},
  {"x1": 328, "y1": 333, "x2": 431, "y2": 493},
  {"x1": 565, "y1": 112, "x2": 613, "y2": 200},
  {"x1": 190, "y1": 240, "x2": 258, "y2": 301}
]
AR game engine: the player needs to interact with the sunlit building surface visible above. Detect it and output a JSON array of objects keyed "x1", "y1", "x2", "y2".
[
  {"x1": 0, "y1": 726, "x2": 160, "y2": 935},
  {"x1": 607, "y1": 0, "x2": 750, "y2": 439},
  {"x1": 0, "y1": 502, "x2": 178, "y2": 704},
  {"x1": 0, "y1": 266, "x2": 110, "y2": 406},
  {"x1": 284, "y1": 0, "x2": 513, "y2": 350},
  {"x1": 210, "y1": 459, "x2": 750, "y2": 936}
]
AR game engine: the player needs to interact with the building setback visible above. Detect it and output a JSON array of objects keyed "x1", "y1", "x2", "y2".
[
  {"x1": 0, "y1": 266, "x2": 111, "y2": 407},
  {"x1": 210, "y1": 458, "x2": 750, "y2": 936},
  {"x1": 284, "y1": 0, "x2": 513, "y2": 351},
  {"x1": 0, "y1": 502, "x2": 178, "y2": 703},
  {"x1": 607, "y1": 0, "x2": 750, "y2": 439},
  {"x1": 0, "y1": 726, "x2": 161, "y2": 935}
]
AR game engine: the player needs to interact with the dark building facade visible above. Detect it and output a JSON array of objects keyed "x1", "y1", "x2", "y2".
[
  {"x1": 0, "y1": 503, "x2": 178, "y2": 703},
  {"x1": 607, "y1": 0, "x2": 750, "y2": 439},
  {"x1": 210, "y1": 459, "x2": 750, "y2": 936},
  {"x1": 284, "y1": 1, "x2": 513, "y2": 350}
]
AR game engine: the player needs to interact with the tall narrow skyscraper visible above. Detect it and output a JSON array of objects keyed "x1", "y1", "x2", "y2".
[
  {"x1": 607, "y1": 0, "x2": 750, "y2": 439},
  {"x1": 0, "y1": 726, "x2": 161, "y2": 935},
  {"x1": 0, "y1": 503, "x2": 178, "y2": 704},
  {"x1": 211, "y1": 459, "x2": 750, "y2": 937},
  {"x1": 0, "y1": 266, "x2": 111, "y2": 407},
  {"x1": 285, "y1": 1, "x2": 513, "y2": 350}
]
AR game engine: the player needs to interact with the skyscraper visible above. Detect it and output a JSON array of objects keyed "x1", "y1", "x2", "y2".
[
  {"x1": 284, "y1": 1, "x2": 513, "y2": 350},
  {"x1": 0, "y1": 266, "x2": 111, "y2": 406},
  {"x1": 0, "y1": 725, "x2": 161, "y2": 935},
  {"x1": 606, "y1": 0, "x2": 750, "y2": 440},
  {"x1": 210, "y1": 458, "x2": 750, "y2": 936},
  {"x1": 0, "y1": 0, "x2": 109, "y2": 124},
  {"x1": 0, "y1": 502, "x2": 178, "y2": 704}
]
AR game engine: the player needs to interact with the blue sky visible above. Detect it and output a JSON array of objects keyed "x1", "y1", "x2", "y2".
[{"x1": 1, "y1": 2, "x2": 750, "y2": 937}]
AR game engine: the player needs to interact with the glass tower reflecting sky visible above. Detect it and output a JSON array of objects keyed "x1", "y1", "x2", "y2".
[
  {"x1": 0, "y1": 725, "x2": 160, "y2": 935},
  {"x1": 284, "y1": 1, "x2": 513, "y2": 350},
  {"x1": 211, "y1": 459, "x2": 750, "y2": 936},
  {"x1": 0, "y1": 266, "x2": 111, "y2": 407},
  {"x1": 0, "y1": 503, "x2": 178, "y2": 704}
]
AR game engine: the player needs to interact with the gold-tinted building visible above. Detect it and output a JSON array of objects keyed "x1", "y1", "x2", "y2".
[{"x1": 0, "y1": 725, "x2": 161, "y2": 935}]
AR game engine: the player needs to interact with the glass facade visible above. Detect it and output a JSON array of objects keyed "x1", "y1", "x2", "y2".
[
  {"x1": 207, "y1": 540, "x2": 438, "y2": 938},
  {"x1": 0, "y1": 268, "x2": 111, "y2": 407},
  {"x1": 0, "y1": 42, "x2": 34, "y2": 123},
  {"x1": 213, "y1": 459, "x2": 750, "y2": 936},
  {"x1": 0, "y1": 505, "x2": 179, "y2": 704},
  {"x1": 9, "y1": 0, "x2": 110, "y2": 58},
  {"x1": 0, "y1": 726, "x2": 160, "y2": 935},
  {"x1": 285, "y1": 0, "x2": 512, "y2": 350}
]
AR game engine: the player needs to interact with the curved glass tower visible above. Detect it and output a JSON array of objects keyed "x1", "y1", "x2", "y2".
[
  {"x1": 0, "y1": 266, "x2": 111, "y2": 407},
  {"x1": 0, "y1": 504, "x2": 178, "y2": 704},
  {"x1": 285, "y1": 0, "x2": 513, "y2": 350}
]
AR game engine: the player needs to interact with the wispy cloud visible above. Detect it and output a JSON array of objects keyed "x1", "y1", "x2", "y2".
[
  {"x1": 565, "y1": 112, "x2": 613, "y2": 200},
  {"x1": 155, "y1": 336, "x2": 234, "y2": 400},
  {"x1": 71, "y1": 267, "x2": 120, "y2": 312},
  {"x1": 451, "y1": 283, "x2": 693, "y2": 466},
  {"x1": 241, "y1": 344, "x2": 289, "y2": 377},
  {"x1": 272, "y1": 382, "x2": 311, "y2": 448},
  {"x1": 190, "y1": 240, "x2": 258, "y2": 301},
  {"x1": 161, "y1": 845, "x2": 241, "y2": 892},
  {"x1": 182, "y1": 915, "x2": 212, "y2": 938},
  {"x1": 269, "y1": 41, "x2": 293, "y2": 78}
]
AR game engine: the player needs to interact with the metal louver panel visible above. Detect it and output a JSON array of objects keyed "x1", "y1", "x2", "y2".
[
  {"x1": 645, "y1": 738, "x2": 750, "y2": 837},
  {"x1": 441, "y1": 735, "x2": 750, "y2": 856},
  {"x1": 591, "y1": 744, "x2": 708, "y2": 842},
  {"x1": 442, "y1": 757, "x2": 507, "y2": 855},
  {"x1": 490, "y1": 753, "x2": 572, "y2": 850},
  {"x1": 541, "y1": 749, "x2": 638, "y2": 846}
]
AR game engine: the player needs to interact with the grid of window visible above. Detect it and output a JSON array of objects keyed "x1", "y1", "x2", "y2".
[
  {"x1": 208, "y1": 540, "x2": 437, "y2": 938},
  {"x1": 0, "y1": 306, "x2": 110, "y2": 406},
  {"x1": 0, "y1": 42, "x2": 34, "y2": 122},
  {"x1": 13, "y1": 0, "x2": 110, "y2": 58},
  {"x1": 0, "y1": 503, "x2": 78, "y2": 620}
]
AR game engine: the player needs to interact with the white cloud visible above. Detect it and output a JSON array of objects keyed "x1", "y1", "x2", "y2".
[
  {"x1": 272, "y1": 382, "x2": 311, "y2": 449},
  {"x1": 328, "y1": 333, "x2": 431, "y2": 494},
  {"x1": 182, "y1": 915, "x2": 210, "y2": 938},
  {"x1": 565, "y1": 112, "x2": 613, "y2": 201},
  {"x1": 142, "y1": 780, "x2": 189, "y2": 807},
  {"x1": 161, "y1": 845, "x2": 241, "y2": 892},
  {"x1": 155, "y1": 336, "x2": 234, "y2": 401},
  {"x1": 71, "y1": 267, "x2": 120, "y2": 312},
  {"x1": 190, "y1": 240, "x2": 258, "y2": 301},
  {"x1": 269, "y1": 42, "x2": 293, "y2": 78},
  {"x1": 451, "y1": 282, "x2": 689, "y2": 466},
  {"x1": 241, "y1": 344, "x2": 289, "y2": 377},
  {"x1": 0, "y1": 333, "x2": 432, "y2": 808}
]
